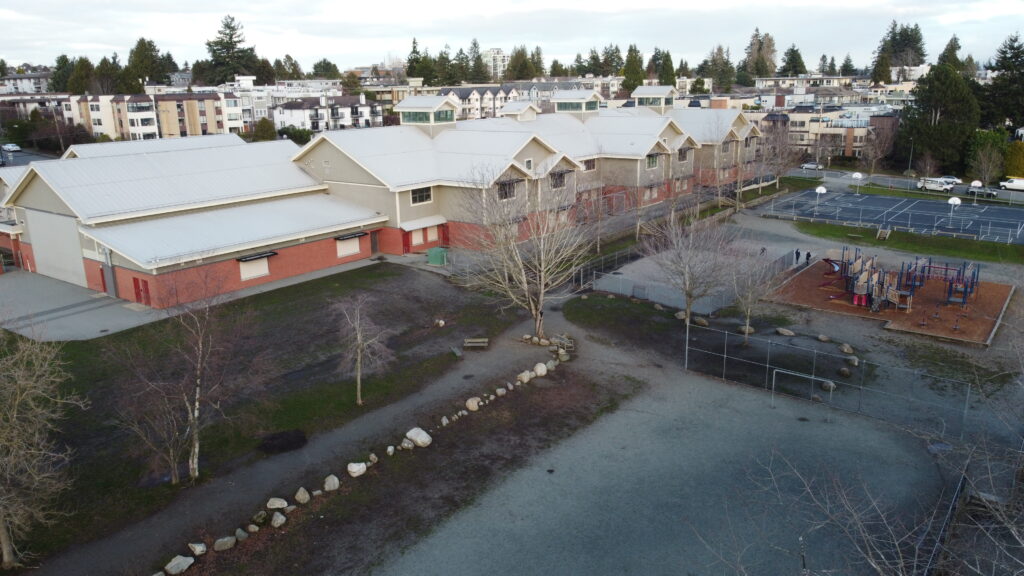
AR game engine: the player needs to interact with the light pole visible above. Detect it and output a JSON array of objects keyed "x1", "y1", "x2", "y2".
[
  {"x1": 907, "y1": 137, "x2": 914, "y2": 190},
  {"x1": 948, "y1": 196, "x2": 961, "y2": 227},
  {"x1": 815, "y1": 185, "x2": 827, "y2": 216},
  {"x1": 852, "y1": 172, "x2": 863, "y2": 194}
]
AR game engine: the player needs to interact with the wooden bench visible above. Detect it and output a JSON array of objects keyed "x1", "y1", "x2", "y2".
[{"x1": 463, "y1": 338, "x2": 490, "y2": 349}]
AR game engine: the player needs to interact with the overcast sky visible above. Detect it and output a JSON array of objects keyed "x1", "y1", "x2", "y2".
[{"x1": 2, "y1": 0, "x2": 1021, "y2": 76}]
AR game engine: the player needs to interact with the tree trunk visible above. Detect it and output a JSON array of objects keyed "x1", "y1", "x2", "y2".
[
  {"x1": 355, "y1": 351, "x2": 363, "y2": 406},
  {"x1": 1, "y1": 513, "x2": 16, "y2": 569},
  {"x1": 168, "y1": 451, "x2": 180, "y2": 485},
  {"x1": 188, "y1": 383, "x2": 201, "y2": 481},
  {"x1": 534, "y1": 312, "x2": 545, "y2": 339}
]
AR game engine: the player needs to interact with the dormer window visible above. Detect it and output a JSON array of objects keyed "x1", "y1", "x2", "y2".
[
  {"x1": 434, "y1": 109, "x2": 454, "y2": 122},
  {"x1": 556, "y1": 102, "x2": 583, "y2": 112},
  {"x1": 585, "y1": 100, "x2": 598, "y2": 111},
  {"x1": 497, "y1": 180, "x2": 518, "y2": 200},
  {"x1": 525, "y1": 159, "x2": 533, "y2": 170},
  {"x1": 401, "y1": 111, "x2": 430, "y2": 123},
  {"x1": 646, "y1": 154, "x2": 659, "y2": 169}
]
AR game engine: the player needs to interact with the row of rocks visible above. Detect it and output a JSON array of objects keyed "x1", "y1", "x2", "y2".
[{"x1": 159, "y1": 351, "x2": 558, "y2": 575}]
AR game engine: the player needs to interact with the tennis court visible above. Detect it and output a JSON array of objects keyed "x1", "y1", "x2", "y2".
[{"x1": 762, "y1": 190, "x2": 1024, "y2": 245}]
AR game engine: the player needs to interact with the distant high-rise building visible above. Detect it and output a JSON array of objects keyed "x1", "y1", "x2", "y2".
[{"x1": 483, "y1": 48, "x2": 510, "y2": 80}]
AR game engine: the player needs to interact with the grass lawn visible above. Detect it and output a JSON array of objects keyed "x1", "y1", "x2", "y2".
[
  {"x1": 794, "y1": 221, "x2": 1024, "y2": 264},
  {"x1": 24, "y1": 263, "x2": 520, "y2": 561},
  {"x1": 778, "y1": 176, "x2": 823, "y2": 190}
]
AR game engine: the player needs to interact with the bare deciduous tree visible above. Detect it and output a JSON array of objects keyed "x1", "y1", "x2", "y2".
[
  {"x1": 0, "y1": 334, "x2": 87, "y2": 569},
  {"x1": 454, "y1": 172, "x2": 594, "y2": 338},
  {"x1": 646, "y1": 211, "x2": 736, "y2": 368},
  {"x1": 335, "y1": 294, "x2": 395, "y2": 406},
  {"x1": 860, "y1": 122, "x2": 896, "y2": 177},
  {"x1": 115, "y1": 273, "x2": 260, "y2": 484},
  {"x1": 969, "y1": 139, "x2": 1005, "y2": 189},
  {"x1": 731, "y1": 247, "x2": 787, "y2": 345},
  {"x1": 916, "y1": 151, "x2": 939, "y2": 178}
]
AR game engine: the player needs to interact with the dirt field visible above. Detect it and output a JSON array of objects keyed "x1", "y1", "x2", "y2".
[
  {"x1": 179, "y1": 367, "x2": 639, "y2": 576},
  {"x1": 772, "y1": 260, "x2": 1014, "y2": 345}
]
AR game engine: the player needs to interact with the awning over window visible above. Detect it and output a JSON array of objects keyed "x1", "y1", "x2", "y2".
[{"x1": 400, "y1": 214, "x2": 447, "y2": 232}]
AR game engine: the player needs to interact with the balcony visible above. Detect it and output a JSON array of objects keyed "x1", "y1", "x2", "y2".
[{"x1": 309, "y1": 113, "x2": 324, "y2": 121}]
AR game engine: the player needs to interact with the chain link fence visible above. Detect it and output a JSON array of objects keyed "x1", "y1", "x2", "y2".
[{"x1": 683, "y1": 324, "x2": 1021, "y2": 449}]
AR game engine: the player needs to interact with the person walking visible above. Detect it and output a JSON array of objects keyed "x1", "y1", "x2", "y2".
[
  {"x1": 805, "y1": 251, "x2": 811, "y2": 265},
  {"x1": 794, "y1": 248, "x2": 801, "y2": 264}
]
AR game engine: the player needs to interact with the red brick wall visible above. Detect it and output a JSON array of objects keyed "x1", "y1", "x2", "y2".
[
  {"x1": 0, "y1": 234, "x2": 12, "y2": 252},
  {"x1": 19, "y1": 242, "x2": 35, "y2": 273},
  {"x1": 376, "y1": 227, "x2": 406, "y2": 255},
  {"x1": 114, "y1": 235, "x2": 373, "y2": 308},
  {"x1": 84, "y1": 259, "x2": 105, "y2": 293}
]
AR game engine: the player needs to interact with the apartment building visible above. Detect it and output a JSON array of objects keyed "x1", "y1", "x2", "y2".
[
  {"x1": 0, "y1": 72, "x2": 51, "y2": 94},
  {"x1": 67, "y1": 92, "x2": 244, "y2": 139},
  {"x1": 483, "y1": 48, "x2": 510, "y2": 80},
  {"x1": 438, "y1": 85, "x2": 520, "y2": 119},
  {"x1": 274, "y1": 94, "x2": 383, "y2": 132}
]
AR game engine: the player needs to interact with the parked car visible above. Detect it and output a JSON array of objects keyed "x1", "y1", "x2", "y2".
[
  {"x1": 966, "y1": 185, "x2": 998, "y2": 198},
  {"x1": 1, "y1": 143, "x2": 20, "y2": 152},
  {"x1": 937, "y1": 175, "x2": 962, "y2": 185},
  {"x1": 917, "y1": 178, "x2": 954, "y2": 192},
  {"x1": 800, "y1": 162, "x2": 823, "y2": 170},
  {"x1": 1000, "y1": 178, "x2": 1024, "y2": 191}
]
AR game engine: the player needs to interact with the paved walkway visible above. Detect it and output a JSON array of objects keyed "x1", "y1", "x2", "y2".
[
  {"x1": 33, "y1": 313, "x2": 556, "y2": 576},
  {"x1": 0, "y1": 254, "x2": 430, "y2": 341}
]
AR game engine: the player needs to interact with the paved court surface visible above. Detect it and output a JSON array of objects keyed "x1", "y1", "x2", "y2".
[{"x1": 761, "y1": 189, "x2": 1024, "y2": 244}]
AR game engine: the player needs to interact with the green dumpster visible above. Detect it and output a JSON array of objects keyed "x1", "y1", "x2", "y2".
[{"x1": 427, "y1": 247, "x2": 448, "y2": 266}]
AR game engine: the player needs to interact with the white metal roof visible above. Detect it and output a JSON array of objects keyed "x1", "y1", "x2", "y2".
[
  {"x1": 0, "y1": 165, "x2": 29, "y2": 205},
  {"x1": 550, "y1": 90, "x2": 602, "y2": 101},
  {"x1": 631, "y1": 85, "x2": 677, "y2": 98},
  {"x1": 498, "y1": 101, "x2": 540, "y2": 115},
  {"x1": 82, "y1": 192, "x2": 387, "y2": 269},
  {"x1": 666, "y1": 109, "x2": 749, "y2": 143},
  {"x1": 25, "y1": 140, "x2": 316, "y2": 224},
  {"x1": 394, "y1": 95, "x2": 456, "y2": 111},
  {"x1": 62, "y1": 133, "x2": 246, "y2": 159}
]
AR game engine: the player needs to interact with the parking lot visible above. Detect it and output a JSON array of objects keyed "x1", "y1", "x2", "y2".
[{"x1": 762, "y1": 189, "x2": 1024, "y2": 244}]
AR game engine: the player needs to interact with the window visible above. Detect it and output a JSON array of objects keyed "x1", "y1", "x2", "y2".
[
  {"x1": 336, "y1": 238, "x2": 360, "y2": 257},
  {"x1": 427, "y1": 226, "x2": 439, "y2": 242},
  {"x1": 140, "y1": 118, "x2": 155, "y2": 126},
  {"x1": 524, "y1": 158, "x2": 533, "y2": 170},
  {"x1": 646, "y1": 154, "x2": 659, "y2": 169},
  {"x1": 583, "y1": 159, "x2": 596, "y2": 171},
  {"x1": 678, "y1": 147, "x2": 690, "y2": 162},
  {"x1": 89, "y1": 104, "x2": 100, "y2": 112},
  {"x1": 411, "y1": 187, "x2": 432, "y2": 205},
  {"x1": 497, "y1": 180, "x2": 517, "y2": 200},
  {"x1": 401, "y1": 111, "x2": 429, "y2": 123},
  {"x1": 556, "y1": 102, "x2": 583, "y2": 112},
  {"x1": 434, "y1": 109, "x2": 454, "y2": 122},
  {"x1": 92, "y1": 118, "x2": 102, "y2": 126},
  {"x1": 198, "y1": 101, "x2": 206, "y2": 111},
  {"x1": 129, "y1": 119, "x2": 137, "y2": 127},
  {"x1": 411, "y1": 228, "x2": 424, "y2": 246},
  {"x1": 239, "y1": 257, "x2": 270, "y2": 280},
  {"x1": 550, "y1": 171, "x2": 566, "y2": 189},
  {"x1": 721, "y1": 142, "x2": 731, "y2": 153},
  {"x1": 585, "y1": 100, "x2": 598, "y2": 111}
]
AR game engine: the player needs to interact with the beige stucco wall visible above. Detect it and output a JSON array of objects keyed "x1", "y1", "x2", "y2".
[
  {"x1": 14, "y1": 174, "x2": 75, "y2": 217},
  {"x1": 513, "y1": 139, "x2": 554, "y2": 169},
  {"x1": 301, "y1": 139, "x2": 386, "y2": 187},
  {"x1": 398, "y1": 187, "x2": 442, "y2": 223}
]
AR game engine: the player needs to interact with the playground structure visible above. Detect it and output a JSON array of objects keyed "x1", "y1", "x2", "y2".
[{"x1": 820, "y1": 247, "x2": 982, "y2": 315}]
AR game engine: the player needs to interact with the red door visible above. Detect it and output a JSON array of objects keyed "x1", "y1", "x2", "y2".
[
  {"x1": 133, "y1": 277, "x2": 151, "y2": 306},
  {"x1": 99, "y1": 265, "x2": 106, "y2": 293},
  {"x1": 402, "y1": 232, "x2": 411, "y2": 254}
]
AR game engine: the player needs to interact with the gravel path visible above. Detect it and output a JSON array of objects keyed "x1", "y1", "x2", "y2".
[{"x1": 33, "y1": 316, "x2": 554, "y2": 576}]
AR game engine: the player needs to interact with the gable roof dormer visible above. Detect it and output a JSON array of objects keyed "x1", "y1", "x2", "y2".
[
  {"x1": 550, "y1": 90, "x2": 603, "y2": 121},
  {"x1": 395, "y1": 95, "x2": 460, "y2": 137},
  {"x1": 497, "y1": 101, "x2": 542, "y2": 122},
  {"x1": 631, "y1": 85, "x2": 678, "y2": 114}
]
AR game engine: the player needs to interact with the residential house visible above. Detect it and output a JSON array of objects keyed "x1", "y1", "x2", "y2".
[
  {"x1": 274, "y1": 94, "x2": 383, "y2": 133},
  {"x1": 665, "y1": 107, "x2": 762, "y2": 192},
  {"x1": 0, "y1": 72, "x2": 51, "y2": 94}
]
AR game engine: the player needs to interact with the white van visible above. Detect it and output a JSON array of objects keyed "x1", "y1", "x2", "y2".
[{"x1": 917, "y1": 178, "x2": 954, "y2": 192}]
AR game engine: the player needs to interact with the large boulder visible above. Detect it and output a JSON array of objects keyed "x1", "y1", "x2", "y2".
[
  {"x1": 406, "y1": 427, "x2": 433, "y2": 448},
  {"x1": 692, "y1": 316, "x2": 710, "y2": 327},
  {"x1": 294, "y1": 487, "x2": 310, "y2": 504},
  {"x1": 838, "y1": 367, "x2": 852, "y2": 378},
  {"x1": 271, "y1": 511, "x2": 287, "y2": 528},
  {"x1": 820, "y1": 380, "x2": 837, "y2": 392},
  {"x1": 187, "y1": 542, "x2": 207, "y2": 556},
  {"x1": 817, "y1": 334, "x2": 832, "y2": 343},
  {"x1": 235, "y1": 528, "x2": 249, "y2": 542},
  {"x1": 213, "y1": 536, "x2": 236, "y2": 552},
  {"x1": 674, "y1": 311, "x2": 688, "y2": 320},
  {"x1": 266, "y1": 498, "x2": 288, "y2": 510},
  {"x1": 466, "y1": 397, "x2": 482, "y2": 412},
  {"x1": 347, "y1": 462, "x2": 367, "y2": 478},
  {"x1": 324, "y1": 474, "x2": 340, "y2": 492},
  {"x1": 517, "y1": 371, "x2": 532, "y2": 384},
  {"x1": 846, "y1": 356, "x2": 859, "y2": 367},
  {"x1": 838, "y1": 343, "x2": 855, "y2": 355},
  {"x1": 736, "y1": 325, "x2": 755, "y2": 335},
  {"x1": 400, "y1": 438, "x2": 415, "y2": 450},
  {"x1": 251, "y1": 510, "x2": 268, "y2": 525},
  {"x1": 776, "y1": 327, "x2": 796, "y2": 337},
  {"x1": 533, "y1": 362, "x2": 548, "y2": 377},
  {"x1": 164, "y1": 555, "x2": 195, "y2": 575}
]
